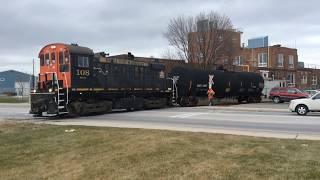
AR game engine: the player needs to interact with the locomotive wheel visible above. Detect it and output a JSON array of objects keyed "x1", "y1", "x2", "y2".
[
  {"x1": 67, "y1": 102, "x2": 83, "y2": 117},
  {"x1": 179, "y1": 97, "x2": 189, "y2": 107},
  {"x1": 102, "y1": 101, "x2": 113, "y2": 112},
  {"x1": 67, "y1": 105, "x2": 78, "y2": 117},
  {"x1": 144, "y1": 98, "x2": 167, "y2": 109}
]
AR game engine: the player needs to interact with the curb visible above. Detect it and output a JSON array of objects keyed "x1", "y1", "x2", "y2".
[{"x1": 200, "y1": 106, "x2": 289, "y2": 112}]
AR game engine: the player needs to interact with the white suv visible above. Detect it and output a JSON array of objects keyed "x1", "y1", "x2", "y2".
[{"x1": 289, "y1": 92, "x2": 320, "y2": 115}]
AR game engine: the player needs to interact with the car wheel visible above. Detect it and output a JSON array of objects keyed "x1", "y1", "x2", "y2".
[
  {"x1": 273, "y1": 96, "x2": 281, "y2": 103},
  {"x1": 296, "y1": 105, "x2": 308, "y2": 115}
]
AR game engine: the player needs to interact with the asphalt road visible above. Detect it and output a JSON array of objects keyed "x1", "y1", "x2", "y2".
[{"x1": 1, "y1": 103, "x2": 320, "y2": 140}]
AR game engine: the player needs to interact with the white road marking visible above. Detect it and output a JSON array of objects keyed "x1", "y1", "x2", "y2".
[{"x1": 170, "y1": 112, "x2": 209, "y2": 118}]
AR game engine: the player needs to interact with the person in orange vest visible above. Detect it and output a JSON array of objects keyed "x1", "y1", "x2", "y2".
[{"x1": 207, "y1": 88, "x2": 215, "y2": 106}]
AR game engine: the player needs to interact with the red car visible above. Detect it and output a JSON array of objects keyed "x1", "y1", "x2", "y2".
[{"x1": 269, "y1": 87, "x2": 309, "y2": 103}]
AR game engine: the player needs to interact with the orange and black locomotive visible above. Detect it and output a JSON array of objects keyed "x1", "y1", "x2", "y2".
[{"x1": 30, "y1": 43, "x2": 172, "y2": 116}]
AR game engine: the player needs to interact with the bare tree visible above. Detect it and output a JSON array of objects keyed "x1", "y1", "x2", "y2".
[
  {"x1": 164, "y1": 11, "x2": 235, "y2": 69},
  {"x1": 161, "y1": 47, "x2": 180, "y2": 60},
  {"x1": 15, "y1": 76, "x2": 26, "y2": 99}
]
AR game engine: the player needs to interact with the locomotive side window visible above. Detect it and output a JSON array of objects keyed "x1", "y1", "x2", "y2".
[
  {"x1": 78, "y1": 56, "x2": 89, "y2": 68},
  {"x1": 59, "y1": 51, "x2": 64, "y2": 64},
  {"x1": 40, "y1": 54, "x2": 44, "y2": 66},
  {"x1": 64, "y1": 51, "x2": 69, "y2": 63},
  {"x1": 45, "y1": 53, "x2": 50, "y2": 66},
  {"x1": 51, "y1": 52, "x2": 56, "y2": 64}
]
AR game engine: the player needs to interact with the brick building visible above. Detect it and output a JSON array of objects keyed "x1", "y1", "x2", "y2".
[
  {"x1": 187, "y1": 19, "x2": 242, "y2": 68},
  {"x1": 235, "y1": 45, "x2": 298, "y2": 85},
  {"x1": 234, "y1": 44, "x2": 320, "y2": 89}
]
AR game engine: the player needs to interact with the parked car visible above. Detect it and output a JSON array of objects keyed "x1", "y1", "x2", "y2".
[
  {"x1": 289, "y1": 92, "x2": 320, "y2": 115},
  {"x1": 303, "y1": 90, "x2": 319, "y2": 96},
  {"x1": 269, "y1": 87, "x2": 309, "y2": 103}
]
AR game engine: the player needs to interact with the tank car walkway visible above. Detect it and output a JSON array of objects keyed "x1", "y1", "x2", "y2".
[{"x1": 1, "y1": 103, "x2": 320, "y2": 140}]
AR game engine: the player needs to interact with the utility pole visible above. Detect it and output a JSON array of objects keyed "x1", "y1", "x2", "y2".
[{"x1": 32, "y1": 58, "x2": 35, "y2": 90}]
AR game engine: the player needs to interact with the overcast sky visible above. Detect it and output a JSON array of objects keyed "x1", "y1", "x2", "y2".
[{"x1": 1, "y1": 0, "x2": 320, "y2": 73}]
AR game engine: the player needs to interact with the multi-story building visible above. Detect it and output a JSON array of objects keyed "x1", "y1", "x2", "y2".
[
  {"x1": 236, "y1": 44, "x2": 298, "y2": 86},
  {"x1": 296, "y1": 65, "x2": 320, "y2": 89},
  {"x1": 234, "y1": 43, "x2": 320, "y2": 89},
  {"x1": 187, "y1": 19, "x2": 242, "y2": 68}
]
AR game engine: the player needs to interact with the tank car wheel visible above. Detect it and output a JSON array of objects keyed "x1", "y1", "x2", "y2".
[
  {"x1": 126, "y1": 107, "x2": 134, "y2": 111},
  {"x1": 247, "y1": 97, "x2": 254, "y2": 103},
  {"x1": 255, "y1": 97, "x2": 262, "y2": 103},
  {"x1": 238, "y1": 98, "x2": 244, "y2": 103},
  {"x1": 189, "y1": 96, "x2": 198, "y2": 106}
]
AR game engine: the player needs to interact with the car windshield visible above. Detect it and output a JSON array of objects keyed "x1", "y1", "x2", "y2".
[{"x1": 310, "y1": 92, "x2": 320, "y2": 99}]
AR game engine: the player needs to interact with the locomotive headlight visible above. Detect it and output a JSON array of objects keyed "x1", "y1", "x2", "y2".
[{"x1": 49, "y1": 88, "x2": 53, "y2": 92}]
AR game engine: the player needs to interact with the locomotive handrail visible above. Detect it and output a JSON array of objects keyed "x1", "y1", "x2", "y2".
[
  {"x1": 53, "y1": 72, "x2": 60, "y2": 113},
  {"x1": 63, "y1": 72, "x2": 69, "y2": 104}
]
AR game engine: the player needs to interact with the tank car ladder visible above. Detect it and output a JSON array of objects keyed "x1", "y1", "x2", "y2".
[{"x1": 170, "y1": 76, "x2": 179, "y2": 105}]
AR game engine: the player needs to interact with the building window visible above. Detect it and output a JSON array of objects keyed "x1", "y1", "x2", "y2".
[
  {"x1": 197, "y1": 52, "x2": 204, "y2": 62},
  {"x1": 277, "y1": 54, "x2": 284, "y2": 67},
  {"x1": 199, "y1": 52, "x2": 204, "y2": 58},
  {"x1": 258, "y1": 53, "x2": 268, "y2": 67},
  {"x1": 78, "y1": 56, "x2": 89, "y2": 68},
  {"x1": 289, "y1": 55, "x2": 294, "y2": 68},
  {"x1": 233, "y1": 56, "x2": 244, "y2": 65},
  {"x1": 312, "y1": 76, "x2": 317, "y2": 85},
  {"x1": 302, "y1": 75, "x2": 308, "y2": 84},
  {"x1": 288, "y1": 73, "x2": 295, "y2": 85},
  {"x1": 223, "y1": 59, "x2": 228, "y2": 64}
]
